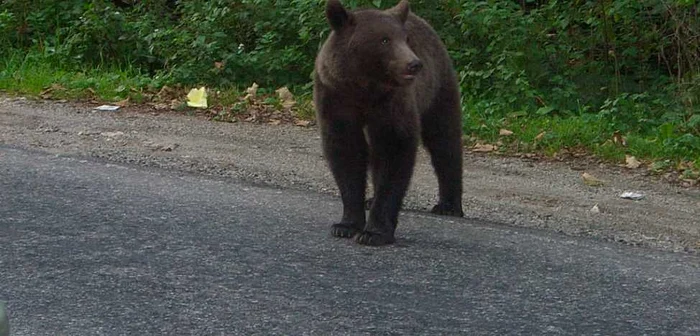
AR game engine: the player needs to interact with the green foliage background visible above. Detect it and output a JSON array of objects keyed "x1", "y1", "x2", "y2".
[{"x1": 0, "y1": 0, "x2": 699, "y2": 163}]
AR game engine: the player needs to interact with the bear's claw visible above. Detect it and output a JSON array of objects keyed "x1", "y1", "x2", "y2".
[
  {"x1": 355, "y1": 231, "x2": 395, "y2": 246},
  {"x1": 431, "y1": 202, "x2": 464, "y2": 217},
  {"x1": 331, "y1": 223, "x2": 360, "y2": 238}
]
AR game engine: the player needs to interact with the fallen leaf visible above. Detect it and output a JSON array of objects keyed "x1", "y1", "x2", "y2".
[
  {"x1": 590, "y1": 204, "x2": 600, "y2": 213},
  {"x1": 295, "y1": 120, "x2": 311, "y2": 127},
  {"x1": 268, "y1": 119, "x2": 281, "y2": 125},
  {"x1": 40, "y1": 84, "x2": 64, "y2": 99},
  {"x1": 169, "y1": 99, "x2": 181, "y2": 110},
  {"x1": 612, "y1": 131, "x2": 627, "y2": 146},
  {"x1": 535, "y1": 131, "x2": 546, "y2": 141},
  {"x1": 40, "y1": 88, "x2": 53, "y2": 99},
  {"x1": 624, "y1": 155, "x2": 642, "y2": 169},
  {"x1": 582, "y1": 172, "x2": 605, "y2": 186},
  {"x1": 115, "y1": 98, "x2": 130, "y2": 107},
  {"x1": 680, "y1": 160, "x2": 696, "y2": 170},
  {"x1": 214, "y1": 61, "x2": 224, "y2": 69},
  {"x1": 150, "y1": 102, "x2": 170, "y2": 110},
  {"x1": 275, "y1": 87, "x2": 296, "y2": 109},
  {"x1": 499, "y1": 129, "x2": 514, "y2": 136},
  {"x1": 156, "y1": 86, "x2": 176, "y2": 100},
  {"x1": 244, "y1": 82, "x2": 259, "y2": 101},
  {"x1": 186, "y1": 87, "x2": 208, "y2": 108},
  {"x1": 681, "y1": 179, "x2": 697, "y2": 188},
  {"x1": 472, "y1": 144, "x2": 497, "y2": 153}
]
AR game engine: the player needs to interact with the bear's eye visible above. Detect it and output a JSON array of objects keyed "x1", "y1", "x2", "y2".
[{"x1": 381, "y1": 37, "x2": 390, "y2": 45}]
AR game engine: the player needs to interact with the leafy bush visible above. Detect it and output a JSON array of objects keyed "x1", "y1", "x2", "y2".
[{"x1": 447, "y1": 0, "x2": 699, "y2": 160}]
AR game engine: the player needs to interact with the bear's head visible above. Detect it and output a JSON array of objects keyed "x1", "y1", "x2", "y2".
[{"x1": 322, "y1": 0, "x2": 422, "y2": 88}]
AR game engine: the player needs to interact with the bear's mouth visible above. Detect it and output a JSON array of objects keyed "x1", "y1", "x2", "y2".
[{"x1": 402, "y1": 74, "x2": 416, "y2": 81}]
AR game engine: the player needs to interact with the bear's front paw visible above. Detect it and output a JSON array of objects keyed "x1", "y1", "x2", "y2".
[
  {"x1": 355, "y1": 231, "x2": 395, "y2": 246},
  {"x1": 331, "y1": 223, "x2": 361, "y2": 238},
  {"x1": 431, "y1": 202, "x2": 464, "y2": 217}
]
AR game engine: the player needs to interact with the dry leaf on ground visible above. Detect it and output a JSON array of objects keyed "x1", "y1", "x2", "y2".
[
  {"x1": 582, "y1": 172, "x2": 605, "y2": 186},
  {"x1": 499, "y1": 129, "x2": 514, "y2": 136},
  {"x1": 149, "y1": 102, "x2": 170, "y2": 110},
  {"x1": 115, "y1": 98, "x2": 130, "y2": 107},
  {"x1": 472, "y1": 144, "x2": 497, "y2": 153},
  {"x1": 624, "y1": 155, "x2": 642, "y2": 169},
  {"x1": 535, "y1": 131, "x2": 546, "y2": 141},
  {"x1": 244, "y1": 82, "x2": 259, "y2": 101},
  {"x1": 294, "y1": 120, "x2": 311, "y2": 127},
  {"x1": 156, "y1": 86, "x2": 177, "y2": 101},
  {"x1": 85, "y1": 88, "x2": 97, "y2": 98},
  {"x1": 275, "y1": 87, "x2": 296, "y2": 109},
  {"x1": 40, "y1": 88, "x2": 53, "y2": 99},
  {"x1": 40, "y1": 84, "x2": 65, "y2": 99},
  {"x1": 613, "y1": 131, "x2": 627, "y2": 146}
]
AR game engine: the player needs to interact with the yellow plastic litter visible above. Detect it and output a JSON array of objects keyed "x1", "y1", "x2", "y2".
[{"x1": 187, "y1": 87, "x2": 208, "y2": 108}]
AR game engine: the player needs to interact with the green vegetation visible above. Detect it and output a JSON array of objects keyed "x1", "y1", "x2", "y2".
[
  {"x1": 0, "y1": 0, "x2": 698, "y2": 173},
  {"x1": 0, "y1": 49, "x2": 152, "y2": 100}
]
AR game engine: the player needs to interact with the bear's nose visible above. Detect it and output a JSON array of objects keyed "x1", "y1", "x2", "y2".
[{"x1": 407, "y1": 60, "x2": 423, "y2": 74}]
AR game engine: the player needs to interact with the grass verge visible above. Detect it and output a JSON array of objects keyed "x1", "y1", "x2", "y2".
[{"x1": 0, "y1": 50, "x2": 154, "y2": 101}]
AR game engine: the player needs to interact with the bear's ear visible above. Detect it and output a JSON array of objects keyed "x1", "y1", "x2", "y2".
[
  {"x1": 326, "y1": 0, "x2": 353, "y2": 31},
  {"x1": 387, "y1": 0, "x2": 410, "y2": 24}
]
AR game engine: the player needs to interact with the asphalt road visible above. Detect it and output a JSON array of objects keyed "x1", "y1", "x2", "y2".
[{"x1": 1, "y1": 145, "x2": 699, "y2": 335}]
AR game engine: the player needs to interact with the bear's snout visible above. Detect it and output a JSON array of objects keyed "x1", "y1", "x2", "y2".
[{"x1": 407, "y1": 60, "x2": 423, "y2": 75}]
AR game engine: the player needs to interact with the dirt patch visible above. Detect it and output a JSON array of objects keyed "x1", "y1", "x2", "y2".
[{"x1": 1, "y1": 96, "x2": 698, "y2": 253}]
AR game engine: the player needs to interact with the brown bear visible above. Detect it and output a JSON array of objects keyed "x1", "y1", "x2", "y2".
[{"x1": 313, "y1": 0, "x2": 464, "y2": 246}]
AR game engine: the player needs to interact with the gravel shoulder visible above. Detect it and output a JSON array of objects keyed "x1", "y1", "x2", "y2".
[{"x1": 1, "y1": 97, "x2": 698, "y2": 253}]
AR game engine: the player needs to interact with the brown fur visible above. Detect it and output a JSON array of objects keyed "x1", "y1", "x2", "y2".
[{"x1": 314, "y1": 0, "x2": 464, "y2": 246}]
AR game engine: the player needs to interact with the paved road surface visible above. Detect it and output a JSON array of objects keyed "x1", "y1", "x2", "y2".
[{"x1": 1, "y1": 146, "x2": 699, "y2": 335}]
